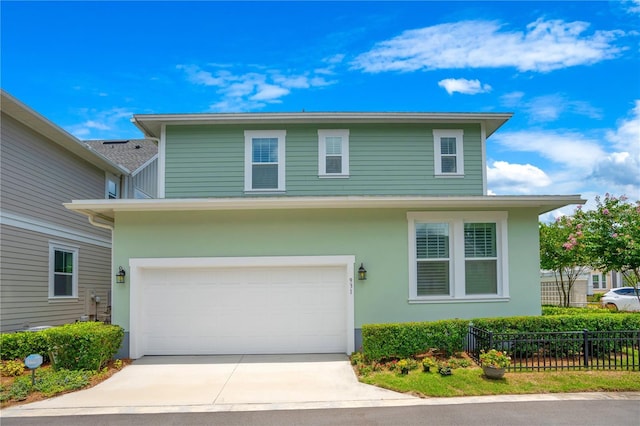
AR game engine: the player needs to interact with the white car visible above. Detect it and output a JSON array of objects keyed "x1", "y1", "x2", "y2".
[{"x1": 600, "y1": 287, "x2": 640, "y2": 312}]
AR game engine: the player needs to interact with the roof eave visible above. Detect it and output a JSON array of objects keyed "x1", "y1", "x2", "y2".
[
  {"x1": 131, "y1": 112, "x2": 513, "y2": 139},
  {"x1": 1, "y1": 90, "x2": 128, "y2": 175},
  {"x1": 65, "y1": 195, "x2": 585, "y2": 221}
]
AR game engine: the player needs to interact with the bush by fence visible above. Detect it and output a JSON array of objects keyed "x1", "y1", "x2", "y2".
[
  {"x1": 1, "y1": 322, "x2": 124, "y2": 371},
  {"x1": 361, "y1": 313, "x2": 640, "y2": 362},
  {"x1": 361, "y1": 320, "x2": 468, "y2": 361},
  {"x1": 542, "y1": 306, "x2": 614, "y2": 316}
]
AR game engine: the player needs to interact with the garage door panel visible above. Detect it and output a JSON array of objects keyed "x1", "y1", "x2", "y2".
[{"x1": 138, "y1": 265, "x2": 347, "y2": 355}]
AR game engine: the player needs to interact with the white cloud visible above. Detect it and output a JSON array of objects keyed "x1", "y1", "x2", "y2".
[
  {"x1": 438, "y1": 78, "x2": 492, "y2": 95},
  {"x1": 491, "y1": 130, "x2": 606, "y2": 169},
  {"x1": 487, "y1": 160, "x2": 551, "y2": 194},
  {"x1": 251, "y1": 84, "x2": 290, "y2": 101},
  {"x1": 178, "y1": 64, "x2": 336, "y2": 112},
  {"x1": 351, "y1": 19, "x2": 624, "y2": 73},
  {"x1": 511, "y1": 94, "x2": 603, "y2": 122},
  {"x1": 489, "y1": 102, "x2": 640, "y2": 201},
  {"x1": 623, "y1": 0, "x2": 640, "y2": 14},
  {"x1": 592, "y1": 100, "x2": 640, "y2": 188},
  {"x1": 68, "y1": 107, "x2": 133, "y2": 139}
]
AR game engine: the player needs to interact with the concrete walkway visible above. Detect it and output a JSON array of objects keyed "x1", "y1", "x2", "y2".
[{"x1": 2, "y1": 354, "x2": 640, "y2": 418}]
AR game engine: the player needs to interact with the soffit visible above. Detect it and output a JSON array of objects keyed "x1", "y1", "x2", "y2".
[{"x1": 65, "y1": 195, "x2": 585, "y2": 223}]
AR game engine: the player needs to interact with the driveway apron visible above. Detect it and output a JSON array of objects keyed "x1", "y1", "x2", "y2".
[{"x1": 4, "y1": 354, "x2": 415, "y2": 411}]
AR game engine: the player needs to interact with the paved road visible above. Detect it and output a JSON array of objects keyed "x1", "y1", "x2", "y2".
[{"x1": 3, "y1": 400, "x2": 638, "y2": 426}]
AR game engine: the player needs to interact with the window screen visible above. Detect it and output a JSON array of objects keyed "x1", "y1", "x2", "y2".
[
  {"x1": 416, "y1": 223, "x2": 450, "y2": 296},
  {"x1": 252, "y1": 138, "x2": 279, "y2": 189},
  {"x1": 464, "y1": 223, "x2": 497, "y2": 294}
]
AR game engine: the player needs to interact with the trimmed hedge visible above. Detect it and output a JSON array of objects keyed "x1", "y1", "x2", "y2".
[
  {"x1": 541, "y1": 306, "x2": 614, "y2": 316},
  {"x1": 1, "y1": 322, "x2": 124, "y2": 371},
  {"x1": 470, "y1": 313, "x2": 640, "y2": 333},
  {"x1": 47, "y1": 322, "x2": 124, "y2": 371},
  {"x1": 0, "y1": 330, "x2": 50, "y2": 362},
  {"x1": 362, "y1": 313, "x2": 640, "y2": 362},
  {"x1": 362, "y1": 319, "x2": 468, "y2": 361}
]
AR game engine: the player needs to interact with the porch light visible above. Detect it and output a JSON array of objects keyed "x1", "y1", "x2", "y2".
[
  {"x1": 116, "y1": 266, "x2": 126, "y2": 284},
  {"x1": 358, "y1": 263, "x2": 367, "y2": 280}
]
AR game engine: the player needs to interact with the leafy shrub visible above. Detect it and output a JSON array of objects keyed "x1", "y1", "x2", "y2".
[
  {"x1": 0, "y1": 331, "x2": 50, "y2": 362},
  {"x1": 32, "y1": 369, "x2": 91, "y2": 397},
  {"x1": 47, "y1": 322, "x2": 124, "y2": 371},
  {"x1": 362, "y1": 319, "x2": 468, "y2": 362},
  {"x1": 473, "y1": 314, "x2": 640, "y2": 358},
  {"x1": 542, "y1": 306, "x2": 611, "y2": 316},
  {"x1": 438, "y1": 365, "x2": 452, "y2": 376},
  {"x1": 8, "y1": 378, "x2": 31, "y2": 401},
  {"x1": 0, "y1": 360, "x2": 25, "y2": 377},
  {"x1": 350, "y1": 351, "x2": 366, "y2": 366},
  {"x1": 422, "y1": 357, "x2": 438, "y2": 371}
]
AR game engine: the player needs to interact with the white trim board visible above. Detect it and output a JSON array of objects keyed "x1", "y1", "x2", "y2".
[{"x1": 0, "y1": 210, "x2": 111, "y2": 248}]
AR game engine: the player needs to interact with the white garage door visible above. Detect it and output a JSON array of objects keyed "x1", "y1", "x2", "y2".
[{"x1": 136, "y1": 264, "x2": 349, "y2": 355}]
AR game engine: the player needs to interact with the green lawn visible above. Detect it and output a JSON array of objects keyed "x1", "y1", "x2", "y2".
[{"x1": 359, "y1": 367, "x2": 640, "y2": 397}]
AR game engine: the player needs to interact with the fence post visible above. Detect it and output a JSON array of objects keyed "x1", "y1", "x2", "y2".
[
  {"x1": 489, "y1": 330, "x2": 493, "y2": 349},
  {"x1": 583, "y1": 329, "x2": 589, "y2": 368}
]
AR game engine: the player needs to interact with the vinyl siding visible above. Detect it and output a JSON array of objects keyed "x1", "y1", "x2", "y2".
[
  {"x1": 0, "y1": 113, "x2": 111, "y2": 239},
  {"x1": 164, "y1": 123, "x2": 484, "y2": 198},
  {"x1": 0, "y1": 225, "x2": 112, "y2": 332},
  {"x1": 133, "y1": 158, "x2": 158, "y2": 198},
  {"x1": 1, "y1": 112, "x2": 113, "y2": 332}
]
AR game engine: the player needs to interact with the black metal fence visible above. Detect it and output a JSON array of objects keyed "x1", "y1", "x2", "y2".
[{"x1": 467, "y1": 325, "x2": 640, "y2": 371}]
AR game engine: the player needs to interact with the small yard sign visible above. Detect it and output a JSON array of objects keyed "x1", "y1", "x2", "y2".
[{"x1": 24, "y1": 353, "x2": 43, "y2": 385}]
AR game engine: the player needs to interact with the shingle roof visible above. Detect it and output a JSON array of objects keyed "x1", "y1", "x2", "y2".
[{"x1": 84, "y1": 139, "x2": 157, "y2": 174}]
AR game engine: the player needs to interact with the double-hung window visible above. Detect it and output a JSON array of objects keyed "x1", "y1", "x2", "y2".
[
  {"x1": 49, "y1": 243, "x2": 78, "y2": 298},
  {"x1": 318, "y1": 129, "x2": 349, "y2": 177},
  {"x1": 244, "y1": 130, "x2": 286, "y2": 192},
  {"x1": 408, "y1": 212, "x2": 508, "y2": 301},
  {"x1": 433, "y1": 129, "x2": 464, "y2": 176}
]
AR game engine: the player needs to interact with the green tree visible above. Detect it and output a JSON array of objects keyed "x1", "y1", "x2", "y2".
[
  {"x1": 540, "y1": 216, "x2": 590, "y2": 307},
  {"x1": 574, "y1": 194, "x2": 640, "y2": 303}
]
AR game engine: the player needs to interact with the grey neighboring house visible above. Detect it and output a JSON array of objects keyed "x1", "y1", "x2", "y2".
[
  {"x1": 0, "y1": 90, "x2": 155, "y2": 332},
  {"x1": 84, "y1": 139, "x2": 158, "y2": 199}
]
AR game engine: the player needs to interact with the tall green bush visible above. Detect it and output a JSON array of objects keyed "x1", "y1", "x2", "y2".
[
  {"x1": 362, "y1": 319, "x2": 468, "y2": 361},
  {"x1": 0, "y1": 331, "x2": 50, "y2": 362},
  {"x1": 46, "y1": 322, "x2": 124, "y2": 371}
]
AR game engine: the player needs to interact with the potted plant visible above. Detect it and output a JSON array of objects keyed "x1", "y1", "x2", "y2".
[
  {"x1": 396, "y1": 359, "x2": 410, "y2": 375},
  {"x1": 422, "y1": 357, "x2": 437, "y2": 373},
  {"x1": 479, "y1": 349, "x2": 510, "y2": 379}
]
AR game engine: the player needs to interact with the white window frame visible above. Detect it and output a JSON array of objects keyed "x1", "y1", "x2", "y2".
[
  {"x1": 318, "y1": 129, "x2": 349, "y2": 178},
  {"x1": 433, "y1": 129, "x2": 464, "y2": 176},
  {"x1": 106, "y1": 173, "x2": 120, "y2": 199},
  {"x1": 48, "y1": 242, "x2": 79, "y2": 299},
  {"x1": 407, "y1": 211, "x2": 508, "y2": 302},
  {"x1": 244, "y1": 130, "x2": 286, "y2": 192}
]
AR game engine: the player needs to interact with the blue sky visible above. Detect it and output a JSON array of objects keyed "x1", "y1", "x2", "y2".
[{"x1": 2, "y1": 1, "x2": 639, "y2": 218}]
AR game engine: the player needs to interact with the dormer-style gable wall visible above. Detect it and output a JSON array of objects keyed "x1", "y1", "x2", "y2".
[{"x1": 132, "y1": 112, "x2": 512, "y2": 198}]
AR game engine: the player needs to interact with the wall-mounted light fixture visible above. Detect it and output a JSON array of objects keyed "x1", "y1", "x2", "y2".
[
  {"x1": 358, "y1": 263, "x2": 367, "y2": 280},
  {"x1": 115, "y1": 266, "x2": 126, "y2": 284}
]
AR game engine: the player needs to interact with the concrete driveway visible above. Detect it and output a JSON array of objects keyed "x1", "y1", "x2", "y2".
[{"x1": 2, "y1": 354, "x2": 418, "y2": 417}]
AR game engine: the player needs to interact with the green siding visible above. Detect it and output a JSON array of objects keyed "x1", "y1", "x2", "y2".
[
  {"x1": 112, "y1": 207, "x2": 540, "y2": 331},
  {"x1": 164, "y1": 123, "x2": 484, "y2": 198}
]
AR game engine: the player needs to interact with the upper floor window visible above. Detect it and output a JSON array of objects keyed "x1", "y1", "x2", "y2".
[
  {"x1": 244, "y1": 130, "x2": 286, "y2": 192},
  {"x1": 106, "y1": 174, "x2": 120, "y2": 199},
  {"x1": 433, "y1": 129, "x2": 464, "y2": 176},
  {"x1": 49, "y1": 243, "x2": 78, "y2": 299},
  {"x1": 318, "y1": 129, "x2": 349, "y2": 177},
  {"x1": 408, "y1": 211, "x2": 508, "y2": 301}
]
